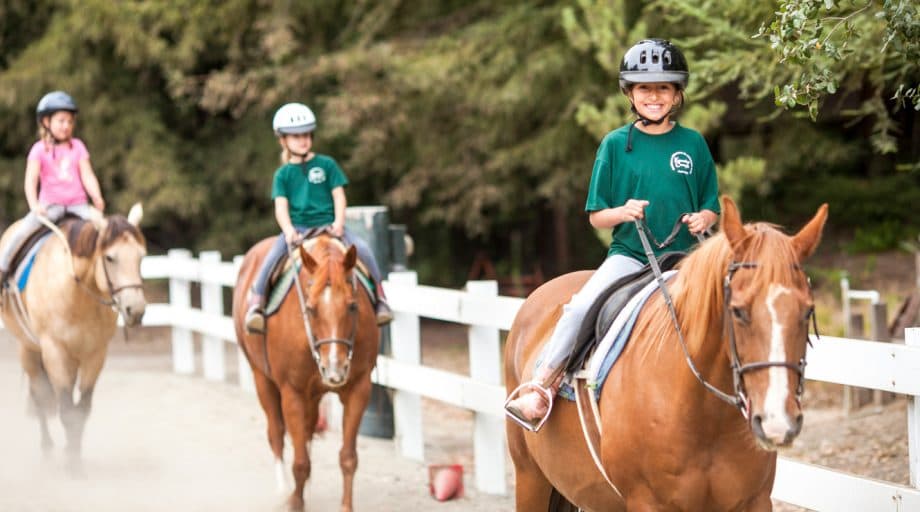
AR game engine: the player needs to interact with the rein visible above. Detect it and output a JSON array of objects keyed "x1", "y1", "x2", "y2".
[{"x1": 635, "y1": 218, "x2": 816, "y2": 417}]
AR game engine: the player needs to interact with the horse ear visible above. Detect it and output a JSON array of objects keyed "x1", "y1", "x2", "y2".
[
  {"x1": 791, "y1": 203, "x2": 829, "y2": 262},
  {"x1": 127, "y1": 202, "x2": 143, "y2": 227},
  {"x1": 344, "y1": 245, "x2": 357, "y2": 270},
  {"x1": 298, "y1": 244, "x2": 318, "y2": 274},
  {"x1": 720, "y1": 195, "x2": 748, "y2": 253}
]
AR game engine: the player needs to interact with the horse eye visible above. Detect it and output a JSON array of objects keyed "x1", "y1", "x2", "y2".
[
  {"x1": 306, "y1": 305, "x2": 317, "y2": 316},
  {"x1": 731, "y1": 306, "x2": 750, "y2": 324},
  {"x1": 348, "y1": 302, "x2": 358, "y2": 312},
  {"x1": 105, "y1": 254, "x2": 116, "y2": 263}
]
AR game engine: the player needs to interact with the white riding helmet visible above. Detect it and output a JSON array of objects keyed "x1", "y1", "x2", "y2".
[{"x1": 272, "y1": 102, "x2": 317, "y2": 136}]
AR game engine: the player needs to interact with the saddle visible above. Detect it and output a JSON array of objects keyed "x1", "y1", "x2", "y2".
[
  {"x1": 262, "y1": 232, "x2": 377, "y2": 317},
  {"x1": 566, "y1": 252, "x2": 685, "y2": 373}
]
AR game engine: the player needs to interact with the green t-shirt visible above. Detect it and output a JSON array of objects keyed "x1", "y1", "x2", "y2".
[
  {"x1": 585, "y1": 122, "x2": 720, "y2": 263},
  {"x1": 271, "y1": 154, "x2": 349, "y2": 228}
]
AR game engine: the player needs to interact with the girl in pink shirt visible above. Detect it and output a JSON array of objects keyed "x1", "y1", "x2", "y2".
[{"x1": 0, "y1": 91, "x2": 106, "y2": 283}]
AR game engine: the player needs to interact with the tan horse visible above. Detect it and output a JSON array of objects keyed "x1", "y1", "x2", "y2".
[
  {"x1": 505, "y1": 196, "x2": 828, "y2": 511},
  {"x1": 232, "y1": 235, "x2": 379, "y2": 512},
  {"x1": 0, "y1": 204, "x2": 146, "y2": 473}
]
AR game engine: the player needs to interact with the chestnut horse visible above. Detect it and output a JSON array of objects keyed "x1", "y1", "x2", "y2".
[
  {"x1": 0, "y1": 204, "x2": 146, "y2": 473},
  {"x1": 232, "y1": 235, "x2": 379, "y2": 512},
  {"x1": 505, "y1": 196, "x2": 828, "y2": 511}
]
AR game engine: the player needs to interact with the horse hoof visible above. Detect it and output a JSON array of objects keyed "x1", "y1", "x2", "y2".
[{"x1": 286, "y1": 496, "x2": 304, "y2": 512}]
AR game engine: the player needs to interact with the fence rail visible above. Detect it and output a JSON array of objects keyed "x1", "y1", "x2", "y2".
[{"x1": 138, "y1": 250, "x2": 920, "y2": 507}]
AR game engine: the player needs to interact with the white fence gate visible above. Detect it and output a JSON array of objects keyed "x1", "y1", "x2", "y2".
[{"x1": 140, "y1": 250, "x2": 920, "y2": 509}]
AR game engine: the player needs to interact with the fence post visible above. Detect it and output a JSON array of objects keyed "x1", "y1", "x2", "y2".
[
  {"x1": 168, "y1": 249, "x2": 195, "y2": 374},
  {"x1": 233, "y1": 255, "x2": 255, "y2": 393},
  {"x1": 389, "y1": 270, "x2": 424, "y2": 461},
  {"x1": 200, "y1": 251, "x2": 225, "y2": 381},
  {"x1": 466, "y1": 280, "x2": 507, "y2": 495},
  {"x1": 908, "y1": 328, "x2": 920, "y2": 488},
  {"x1": 870, "y1": 302, "x2": 895, "y2": 406}
]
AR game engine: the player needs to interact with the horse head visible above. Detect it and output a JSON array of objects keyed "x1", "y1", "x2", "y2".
[
  {"x1": 718, "y1": 196, "x2": 828, "y2": 449},
  {"x1": 297, "y1": 236, "x2": 360, "y2": 388},
  {"x1": 85, "y1": 203, "x2": 147, "y2": 326}
]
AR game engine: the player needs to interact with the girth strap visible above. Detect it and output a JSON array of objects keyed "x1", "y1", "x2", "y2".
[{"x1": 573, "y1": 374, "x2": 624, "y2": 500}]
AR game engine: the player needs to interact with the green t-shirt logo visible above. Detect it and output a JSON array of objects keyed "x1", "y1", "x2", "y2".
[
  {"x1": 307, "y1": 167, "x2": 327, "y2": 184},
  {"x1": 670, "y1": 151, "x2": 693, "y2": 175}
]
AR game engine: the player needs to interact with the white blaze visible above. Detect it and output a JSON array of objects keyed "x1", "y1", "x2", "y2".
[{"x1": 762, "y1": 284, "x2": 793, "y2": 439}]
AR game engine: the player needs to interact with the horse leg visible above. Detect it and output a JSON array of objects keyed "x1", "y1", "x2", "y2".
[
  {"x1": 507, "y1": 421, "x2": 554, "y2": 511},
  {"x1": 253, "y1": 369, "x2": 287, "y2": 493},
  {"x1": 337, "y1": 380, "x2": 371, "y2": 512},
  {"x1": 18, "y1": 344, "x2": 54, "y2": 454},
  {"x1": 40, "y1": 341, "x2": 82, "y2": 475},
  {"x1": 280, "y1": 386, "x2": 311, "y2": 512}
]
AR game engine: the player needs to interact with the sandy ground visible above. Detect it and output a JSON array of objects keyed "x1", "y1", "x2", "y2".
[
  {"x1": 0, "y1": 318, "x2": 912, "y2": 512},
  {"x1": 0, "y1": 331, "x2": 513, "y2": 512}
]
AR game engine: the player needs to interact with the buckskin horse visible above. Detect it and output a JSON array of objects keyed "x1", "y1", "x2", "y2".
[
  {"x1": 0, "y1": 204, "x2": 146, "y2": 474},
  {"x1": 505, "y1": 196, "x2": 828, "y2": 511},
  {"x1": 232, "y1": 234, "x2": 379, "y2": 512}
]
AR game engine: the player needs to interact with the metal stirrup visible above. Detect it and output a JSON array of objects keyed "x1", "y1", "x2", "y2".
[{"x1": 504, "y1": 381, "x2": 555, "y2": 433}]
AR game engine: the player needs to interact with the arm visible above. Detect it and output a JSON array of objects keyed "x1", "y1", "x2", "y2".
[
  {"x1": 24, "y1": 159, "x2": 44, "y2": 215},
  {"x1": 330, "y1": 186, "x2": 346, "y2": 237},
  {"x1": 274, "y1": 197, "x2": 298, "y2": 244},
  {"x1": 588, "y1": 199, "x2": 650, "y2": 229},
  {"x1": 79, "y1": 158, "x2": 105, "y2": 211}
]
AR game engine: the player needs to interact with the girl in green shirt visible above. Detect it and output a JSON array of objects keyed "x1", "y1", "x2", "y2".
[
  {"x1": 505, "y1": 40, "x2": 720, "y2": 431},
  {"x1": 244, "y1": 103, "x2": 392, "y2": 334}
]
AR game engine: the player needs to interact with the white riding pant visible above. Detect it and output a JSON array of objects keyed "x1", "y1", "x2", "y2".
[
  {"x1": 538, "y1": 253, "x2": 644, "y2": 374},
  {"x1": 0, "y1": 203, "x2": 96, "y2": 271}
]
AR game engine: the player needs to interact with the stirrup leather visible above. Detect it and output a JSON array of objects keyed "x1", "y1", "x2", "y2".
[{"x1": 504, "y1": 381, "x2": 555, "y2": 433}]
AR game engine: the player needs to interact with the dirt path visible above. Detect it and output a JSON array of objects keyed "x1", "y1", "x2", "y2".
[{"x1": 0, "y1": 336, "x2": 513, "y2": 512}]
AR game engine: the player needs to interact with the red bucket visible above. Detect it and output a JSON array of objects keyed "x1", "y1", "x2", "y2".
[{"x1": 428, "y1": 464, "x2": 464, "y2": 501}]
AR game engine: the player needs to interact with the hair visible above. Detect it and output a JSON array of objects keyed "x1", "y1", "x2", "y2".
[
  {"x1": 306, "y1": 237, "x2": 350, "y2": 304},
  {"x1": 64, "y1": 216, "x2": 145, "y2": 259}
]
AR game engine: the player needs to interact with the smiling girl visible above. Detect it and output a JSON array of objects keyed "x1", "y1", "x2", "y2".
[{"x1": 505, "y1": 39, "x2": 721, "y2": 431}]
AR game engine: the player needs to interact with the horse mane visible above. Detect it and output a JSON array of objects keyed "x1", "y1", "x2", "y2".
[
  {"x1": 306, "y1": 237, "x2": 350, "y2": 302},
  {"x1": 63, "y1": 216, "x2": 145, "y2": 259},
  {"x1": 636, "y1": 222, "x2": 804, "y2": 360}
]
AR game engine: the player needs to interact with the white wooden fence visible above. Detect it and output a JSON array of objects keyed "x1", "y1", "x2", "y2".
[{"x1": 141, "y1": 250, "x2": 920, "y2": 509}]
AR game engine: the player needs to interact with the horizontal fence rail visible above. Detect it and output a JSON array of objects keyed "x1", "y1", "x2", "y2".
[{"x1": 133, "y1": 250, "x2": 920, "y2": 506}]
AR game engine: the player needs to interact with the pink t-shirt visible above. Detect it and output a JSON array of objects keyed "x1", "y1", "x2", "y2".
[{"x1": 27, "y1": 138, "x2": 90, "y2": 206}]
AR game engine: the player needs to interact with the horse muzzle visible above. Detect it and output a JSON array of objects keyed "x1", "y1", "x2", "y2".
[{"x1": 751, "y1": 411, "x2": 803, "y2": 450}]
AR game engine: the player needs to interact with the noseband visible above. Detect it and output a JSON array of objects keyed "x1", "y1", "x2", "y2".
[
  {"x1": 75, "y1": 248, "x2": 144, "y2": 309},
  {"x1": 291, "y1": 255, "x2": 359, "y2": 369}
]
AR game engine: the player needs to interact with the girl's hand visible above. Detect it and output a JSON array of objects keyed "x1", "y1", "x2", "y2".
[
  {"x1": 683, "y1": 211, "x2": 711, "y2": 235},
  {"x1": 31, "y1": 204, "x2": 47, "y2": 217},
  {"x1": 284, "y1": 229, "x2": 300, "y2": 245},
  {"x1": 619, "y1": 199, "x2": 649, "y2": 221},
  {"x1": 92, "y1": 196, "x2": 105, "y2": 213},
  {"x1": 330, "y1": 221, "x2": 344, "y2": 238}
]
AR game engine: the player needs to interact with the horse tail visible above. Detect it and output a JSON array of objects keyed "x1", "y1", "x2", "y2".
[{"x1": 548, "y1": 488, "x2": 579, "y2": 512}]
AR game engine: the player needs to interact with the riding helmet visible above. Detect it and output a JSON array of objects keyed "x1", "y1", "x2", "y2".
[
  {"x1": 36, "y1": 91, "x2": 78, "y2": 121},
  {"x1": 272, "y1": 103, "x2": 317, "y2": 136},
  {"x1": 618, "y1": 39, "x2": 689, "y2": 93}
]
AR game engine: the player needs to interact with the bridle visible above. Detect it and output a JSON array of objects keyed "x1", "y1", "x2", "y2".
[
  {"x1": 290, "y1": 242, "x2": 360, "y2": 369},
  {"x1": 635, "y1": 218, "x2": 818, "y2": 418},
  {"x1": 74, "y1": 251, "x2": 144, "y2": 308}
]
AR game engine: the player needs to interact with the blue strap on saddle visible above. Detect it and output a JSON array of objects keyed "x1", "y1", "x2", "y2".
[{"x1": 15, "y1": 235, "x2": 50, "y2": 292}]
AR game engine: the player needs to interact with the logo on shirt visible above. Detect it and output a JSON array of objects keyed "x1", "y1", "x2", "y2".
[
  {"x1": 58, "y1": 156, "x2": 74, "y2": 181},
  {"x1": 307, "y1": 167, "x2": 327, "y2": 184},
  {"x1": 670, "y1": 152, "x2": 693, "y2": 175}
]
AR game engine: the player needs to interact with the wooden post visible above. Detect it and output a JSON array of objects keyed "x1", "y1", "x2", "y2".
[
  {"x1": 200, "y1": 251, "x2": 225, "y2": 381},
  {"x1": 466, "y1": 280, "x2": 507, "y2": 495},
  {"x1": 870, "y1": 303, "x2": 896, "y2": 406},
  {"x1": 908, "y1": 328, "x2": 920, "y2": 489},
  {"x1": 389, "y1": 271, "x2": 424, "y2": 461},
  {"x1": 168, "y1": 249, "x2": 195, "y2": 375},
  {"x1": 843, "y1": 313, "x2": 872, "y2": 412},
  {"x1": 233, "y1": 255, "x2": 255, "y2": 393}
]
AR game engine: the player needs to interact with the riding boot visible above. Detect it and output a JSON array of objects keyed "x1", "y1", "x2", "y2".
[
  {"x1": 244, "y1": 292, "x2": 266, "y2": 334},
  {"x1": 504, "y1": 366, "x2": 563, "y2": 432},
  {"x1": 374, "y1": 282, "x2": 393, "y2": 326}
]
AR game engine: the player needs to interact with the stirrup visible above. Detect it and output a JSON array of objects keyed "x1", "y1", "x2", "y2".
[
  {"x1": 244, "y1": 308, "x2": 265, "y2": 335},
  {"x1": 504, "y1": 381, "x2": 555, "y2": 433}
]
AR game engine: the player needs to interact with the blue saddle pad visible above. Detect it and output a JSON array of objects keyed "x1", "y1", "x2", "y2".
[{"x1": 14, "y1": 234, "x2": 50, "y2": 292}]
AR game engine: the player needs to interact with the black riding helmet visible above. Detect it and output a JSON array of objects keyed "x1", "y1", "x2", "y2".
[
  {"x1": 619, "y1": 39, "x2": 689, "y2": 93},
  {"x1": 36, "y1": 90, "x2": 78, "y2": 122},
  {"x1": 619, "y1": 39, "x2": 689, "y2": 151}
]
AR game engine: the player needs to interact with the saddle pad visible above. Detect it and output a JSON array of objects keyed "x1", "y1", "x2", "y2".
[
  {"x1": 558, "y1": 270, "x2": 676, "y2": 401},
  {"x1": 14, "y1": 234, "x2": 50, "y2": 292},
  {"x1": 264, "y1": 260, "x2": 376, "y2": 317}
]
